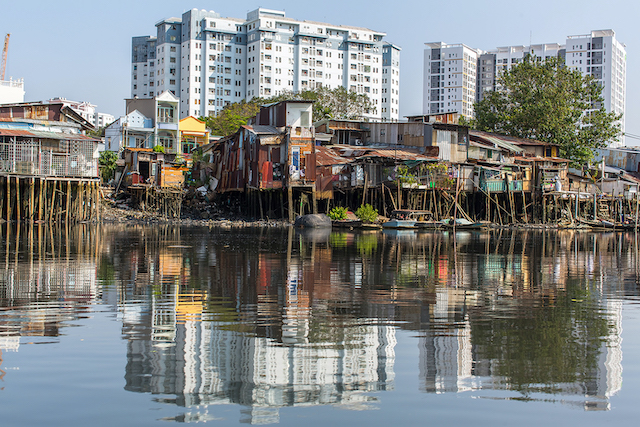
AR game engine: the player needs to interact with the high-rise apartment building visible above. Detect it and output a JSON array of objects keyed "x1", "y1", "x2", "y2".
[
  {"x1": 423, "y1": 42, "x2": 479, "y2": 118},
  {"x1": 132, "y1": 8, "x2": 400, "y2": 121},
  {"x1": 424, "y1": 30, "x2": 626, "y2": 142},
  {"x1": 564, "y1": 30, "x2": 626, "y2": 139}
]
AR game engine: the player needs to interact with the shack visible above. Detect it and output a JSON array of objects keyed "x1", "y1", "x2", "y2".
[{"x1": 0, "y1": 101, "x2": 101, "y2": 222}]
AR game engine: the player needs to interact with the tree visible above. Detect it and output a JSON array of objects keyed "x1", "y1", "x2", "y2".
[
  {"x1": 268, "y1": 86, "x2": 374, "y2": 121},
  {"x1": 87, "y1": 126, "x2": 105, "y2": 138},
  {"x1": 202, "y1": 87, "x2": 374, "y2": 137},
  {"x1": 473, "y1": 54, "x2": 621, "y2": 165},
  {"x1": 202, "y1": 99, "x2": 263, "y2": 136}
]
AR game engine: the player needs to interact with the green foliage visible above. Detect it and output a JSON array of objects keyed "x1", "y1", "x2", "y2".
[
  {"x1": 98, "y1": 150, "x2": 118, "y2": 181},
  {"x1": 328, "y1": 206, "x2": 348, "y2": 221},
  {"x1": 355, "y1": 204, "x2": 378, "y2": 223},
  {"x1": 267, "y1": 86, "x2": 375, "y2": 122},
  {"x1": 204, "y1": 87, "x2": 375, "y2": 138},
  {"x1": 458, "y1": 116, "x2": 471, "y2": 127},
  {"x1": 396, "y1": 165, "x2": 417, "y2": 184},
  {"x1": 153, "y1": 145, "x2": 165, "y2": 153},
  {"x1": 473, "y1": 54, "x2": 621, "y2": 166},
  {"x1": 202, "y1": 99, "x2": 263, "y2": 137},
  {"x1": 87, "y1": 126, "x2": 105, "y2": 138}
]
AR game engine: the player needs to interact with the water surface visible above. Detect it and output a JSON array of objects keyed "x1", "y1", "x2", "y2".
[{"x1": 1, "y1": 224, "x2": 640, "y2": 425}]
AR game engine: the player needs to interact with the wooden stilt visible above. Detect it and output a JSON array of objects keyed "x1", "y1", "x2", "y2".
[
  {"x1": 312, "y1": 186, "x2": 317, "y2": 214},
  {"x1": 66, "y1": 180, "x2": 71, "y2": 223},
  {"x1": 29, "y1": 177, "x2": 35, "y2": 221},
  {"x1": 49, "y1": 180, "x2": 57, "y2": 223},
  {"x1": 16, "y1": 176, "x2": 21, "y2": 222},
  {"x1": 382, "y1": 184, "x2": 387, "y2": 218},
  {"x1": 288, "y1": 186, "x2": 294, "y2": 222},
  {"x1": 38, "y1": 179, "x2": 44, "y2": 222}
]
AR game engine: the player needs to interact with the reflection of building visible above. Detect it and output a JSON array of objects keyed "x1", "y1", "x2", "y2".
[
  {"x1": 419, "y1": 287, "x2": 475, "y2": 393},
  {"x1": 125, "y1": 319, "x2": 396, "y2": 424},
  {"x1": 0, "y1": 253, "x2": 99, "y2": 353},
  {"x1": 122, "y1": 251, "x2": 396, "y2": 424},
  {"x1": 417, "y1": 256, "x2": 624, "y2": 411}
]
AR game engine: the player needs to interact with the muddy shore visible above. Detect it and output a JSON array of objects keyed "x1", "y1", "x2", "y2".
[{"x1": 99, "y1": 198, "x2": 291, "y2": 228}]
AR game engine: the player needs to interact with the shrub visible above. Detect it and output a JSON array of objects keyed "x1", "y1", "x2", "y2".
[
  {"x1": 98, "y1": 151, "x2": 118, "y2": 182},
  {"x1": 355, "y1": 204, "x2": 378, "y2": 223},
  {"x1": 153, "y1": 145, "x2": 165, "y2": 153},
  {"x1": 328, "y1": 206, "x2": 348, "y2": 221}
]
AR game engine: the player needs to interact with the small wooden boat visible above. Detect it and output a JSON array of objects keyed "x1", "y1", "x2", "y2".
[
  {"x1": 442, "y1": 218, "x2": 490, "y2": 230},
  {"x1": 382, "y1": 218, "x2": 417, "y2": 229},
  {"x1": 416, "y1": 220, "x2": 443, "y2": 230},
  {"x1": 382, "y1": 210, "x2": 435, "y2": 229},
  {"x1": 332, "y1": 219, "x2": 362, "y2": 228}
]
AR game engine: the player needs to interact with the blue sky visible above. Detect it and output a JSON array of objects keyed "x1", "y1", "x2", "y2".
[{"x1": 1, "y1": 0, "x2": 638, "y2": 141}]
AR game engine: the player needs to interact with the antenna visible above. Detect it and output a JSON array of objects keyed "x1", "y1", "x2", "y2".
[{"x1": 1, "y1": 33, "x2": 9, "y2": 81}]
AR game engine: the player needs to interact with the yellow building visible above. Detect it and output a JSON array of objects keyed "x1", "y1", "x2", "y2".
[{"x1": 178, "y1": 116, "x2": 210, "y2": 155}]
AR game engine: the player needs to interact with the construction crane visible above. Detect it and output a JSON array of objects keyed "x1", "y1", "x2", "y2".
[{"x1": 1, "y1": 33, "x2": 9, "y2": 81}]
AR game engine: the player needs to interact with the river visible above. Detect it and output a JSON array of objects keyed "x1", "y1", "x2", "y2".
[{"x1": 1, "y1": 224, "x2": 639, "y2": 425}]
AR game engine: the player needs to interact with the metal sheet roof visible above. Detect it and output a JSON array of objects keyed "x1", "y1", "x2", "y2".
[
  {"x1": 0, "y1": 129, "x2": 34, "y2": 137},
  {"x1": 482, "y1": 135, "x2": 524, "y2": 153}
]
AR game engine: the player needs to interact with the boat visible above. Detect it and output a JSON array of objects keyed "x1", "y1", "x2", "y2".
[
  {"x1": 416, "y1": 220, "x2": 443, "y2": 230},
  {"x1": 382, "y1": 210, "x2": 433, "y2": 229},
  {"x1": 332, "y1": 219, "x2": 362, "y2": 228},
  {"x1": 442, "y1": 218, "x2": 490, "y2": 230},
  {"x1": 382, "y1": 218, "x2": 417, "y2": 229}
]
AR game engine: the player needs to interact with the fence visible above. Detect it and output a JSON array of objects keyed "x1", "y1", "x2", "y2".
[{"x1": 0, "y1": 139, "x2": 98, "y2": 177}]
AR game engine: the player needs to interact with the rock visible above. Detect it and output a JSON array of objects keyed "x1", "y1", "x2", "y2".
[{"x1": 294, "y1": 214, "x2": 332, "y2": 228}]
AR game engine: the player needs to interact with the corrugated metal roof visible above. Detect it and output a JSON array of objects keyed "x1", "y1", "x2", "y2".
[
  {"x1": 483, "y1": 135, "x2": 524, "y2": 153},
  {"x1": 471, "y1": 130, "x2": 555, "y2": 147},
  {"x1": 0, "y1": 129, "x2": 34, "y2": 137},
  {"x1": 244, "y1": 125, "x2": 281, "y2": 135},
  {"x1": 315, "y1": 146, "x2": 351, "y2": 166},
  {"x1": 359, "y1": 148, "x2": 437, "y2": 161}
]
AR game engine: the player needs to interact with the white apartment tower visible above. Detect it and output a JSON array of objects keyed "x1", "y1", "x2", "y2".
[
  {"x1": 565, "y1": 30, "x2": 626, "y2": 143},
  {"x1": 132, "y1": 8, "x2": 399, "y2": 121},
  {"x1": 423, "y1": 42, "x2": 479, "y2": 119},
  {"x1": 381, "y1": 43, "x2": 401, "y2": 120},
  {"x1": 425, "y1": 30, "x2": 626, "y2": 143}
]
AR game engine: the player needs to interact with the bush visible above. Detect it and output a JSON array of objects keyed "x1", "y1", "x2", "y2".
[
  {"x1": 328, "y1": 206, "x2": 348, "y2": 221},
  {"x1": 355, "y1": 204, "x2": 378, "y2": 223},
  {"x1": 153, "y1": 145, "x2": 165, "y2": 153},
  {"x1": 98, "y1": 151, "x2": 118, "y2": 182}
]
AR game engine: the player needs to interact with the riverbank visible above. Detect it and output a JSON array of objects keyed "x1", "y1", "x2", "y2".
[{"x1": 100, "y1": 198, "x2": 290, "y2": 228}]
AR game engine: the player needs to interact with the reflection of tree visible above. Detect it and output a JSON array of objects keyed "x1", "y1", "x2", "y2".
[{"x1": 470, "y1": 279, "x2": 612, "y2": 395}]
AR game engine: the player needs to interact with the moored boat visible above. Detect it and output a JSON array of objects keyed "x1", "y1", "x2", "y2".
[{"x1": 442, "y1": 218, "x2": 490, "y2": 230}]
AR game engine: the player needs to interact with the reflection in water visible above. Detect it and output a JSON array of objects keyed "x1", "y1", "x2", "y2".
[
  {"x1": 0, "y1": 224, "x2": 100, "y2": 351},
  {"x1": 0, "y1": 224, "x2": 632, "y2": 422}
]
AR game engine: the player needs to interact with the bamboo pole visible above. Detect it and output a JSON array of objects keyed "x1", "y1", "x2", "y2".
[
  {"x1": 38, "y1": 179, "x2": 44, "y2": 222},
  {"x1": 29, "y1": 177, "x2": 35, "y2": 221},
  {"x1": 0, "y1": 177, "x2": 4, "y2": 221},
  {"x1": 66, "y1": 180, "x2": 71, "y2": 223},
  {"x1": 521, "y1": 190, "x2": 528, "y2": 223},
  {"x1": 16, "y1": 176, "x2": 21, "y2": 222},
  {"x1": 381, "y1": 184, "x2": 387, "y2": 218},
  {"x1": 49, "y1": 180, "x2": 57, "y2": 223},
  {"x1": 288, "y1": 187, "x2": 294, "y2": 222}
]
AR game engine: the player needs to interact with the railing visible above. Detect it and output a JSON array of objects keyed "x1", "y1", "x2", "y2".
[
  {"x1": 480, "y1": 179, "x2": 523, "y2": 193},
  {"x1": 0, "y1": 141, "x2": 98, "y2": 178}
]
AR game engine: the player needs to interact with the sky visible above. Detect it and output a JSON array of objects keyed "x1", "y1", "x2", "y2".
[{"x1": 1, "y1": 0, "x2": 638, "y2": 142}]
